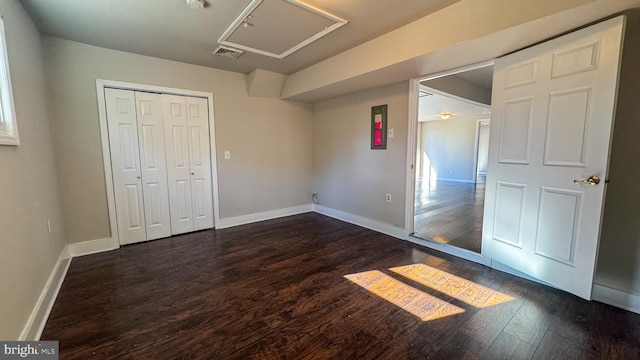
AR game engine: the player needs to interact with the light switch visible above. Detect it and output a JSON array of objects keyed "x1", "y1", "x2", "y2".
[
  {"x1": 224, "y1": 151, "x2": 231, "y2": 159},
  {"x1": 388, "y1": 128, "x2": 394, "y2": 138}
]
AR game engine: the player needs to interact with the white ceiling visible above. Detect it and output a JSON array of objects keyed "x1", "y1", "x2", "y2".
[
  {"x1": 419, "y1": 89, "x2": 491, "y2": 122},
  {"x1": 19, "y1": 0, "x2": 461, "y2": 75}
]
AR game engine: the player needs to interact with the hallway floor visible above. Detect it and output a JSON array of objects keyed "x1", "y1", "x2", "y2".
[{"x1": 414, "y1": 178, "x2": 485, "y2": 253}]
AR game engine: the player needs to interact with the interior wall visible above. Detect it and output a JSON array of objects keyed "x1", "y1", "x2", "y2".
[
  {"x1": 312, "y1": 81, "x2": 409, "y2": 229},
  {"x1": 595, "y1": 9, "x2": 640, "y2": 296},
  {"x1": 42, "y1": 36, "x2": 313, "y2": 244},
  {"x1": 420, "y1": 117, "x2": 478, "y2": 182},
  {"x1": 0, "y1": 0, "x2": 66, "y2": 340}
]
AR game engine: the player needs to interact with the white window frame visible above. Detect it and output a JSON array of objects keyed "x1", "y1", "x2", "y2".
[{"x1": 0, "y1": 16, "x2": 18, "y2": 146}]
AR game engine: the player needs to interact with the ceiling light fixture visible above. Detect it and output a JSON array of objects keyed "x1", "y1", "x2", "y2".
[
  {"x1": 185, "y1": 0, "x2": 205, "y2": 9},
  {"x1": 440, "y1": 113, "x2": 453, "y2": 120}
]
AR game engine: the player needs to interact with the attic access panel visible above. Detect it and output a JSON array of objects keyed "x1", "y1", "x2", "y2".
[{"x1": 218, "y1": 0, "x2": 347, "y2": 59}]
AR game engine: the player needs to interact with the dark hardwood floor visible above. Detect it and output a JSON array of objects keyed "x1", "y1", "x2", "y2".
[
  {"x1": 414, "y1": 178, "x2": 485, "y2": 253},
  {"x1": 42, "y1": 213, "x2": 640, "y2": 359}
]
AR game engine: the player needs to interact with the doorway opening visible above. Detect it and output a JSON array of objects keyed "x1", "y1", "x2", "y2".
[{"x1": 410, "y1": 64, "x2": 494, "y2": 254}]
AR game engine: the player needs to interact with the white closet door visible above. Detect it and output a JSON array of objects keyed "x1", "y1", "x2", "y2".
[
  {"x1": 162, "y1": 94, "x2": 194, "y2": 235},
  {"x1": 186, "y1": 96, "x2": 214, "y2": 230},
  {"x1": 105, "y1": 88, "x2": 146, "y2": 245},
  {"x1": 135, "y1": 91, "x2": 172, "y2": 240}
]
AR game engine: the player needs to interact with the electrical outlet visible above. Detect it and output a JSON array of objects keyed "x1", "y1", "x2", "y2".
[
  {"x1": 224, "y1": 151, "x2": 231, "y2": 160},
  {"x1": 386, "y1": 193, "x2": 392, "y2": 202},
  {"x1": 47, "y1": 219, "x2": 52, "y2": 234}
]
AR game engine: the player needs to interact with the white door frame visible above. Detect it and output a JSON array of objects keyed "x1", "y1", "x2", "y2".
[
  {"x1": 96, "y1": 79, "x2": 221, "y2": 246},
  {"x1": 474, "y1": 117, "x2": 491, "y2": 180},
  {"x1": 404, "y1": 60, "x2": 494, "y2": 265}
]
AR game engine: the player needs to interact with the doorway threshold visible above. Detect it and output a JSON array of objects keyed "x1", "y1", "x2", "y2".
[{"x1": 406, "y1": 234, "x2": 490, "y2": 266}]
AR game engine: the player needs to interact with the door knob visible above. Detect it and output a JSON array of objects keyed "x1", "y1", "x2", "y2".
[{"x1": 573, "y1": 175, "x2": 600, "y2": 186}]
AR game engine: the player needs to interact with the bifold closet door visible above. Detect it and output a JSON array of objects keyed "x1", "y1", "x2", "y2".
[
  {"x1": 162, "y1": 94, "x2": 214, "y2": 235},
  {"x1": 134, "y1": 91, "x2": 172, "y2": 241},
  {"x1": 105, "y1": 88, "x2": 172, "y2": 245},
  {"x1": 186, "y1": 96, "x2": 214, "y2": 231},
  {"x1": 105, "y1": 88, "x2": 147, "y2": 245}
]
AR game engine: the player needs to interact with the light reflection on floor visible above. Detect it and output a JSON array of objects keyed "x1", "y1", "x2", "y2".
[
  {"x1": 344, "y1": 270, "x2": 465, "y2": 321},
  {"x1": 390, "y1": 264, "x2": 515, "y2": 308},
  {"x1": 345, "y1": 264, "x2": 516, "y2": 321}
]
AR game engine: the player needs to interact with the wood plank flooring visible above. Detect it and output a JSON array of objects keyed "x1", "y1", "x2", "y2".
[
  {"x1": 414, "y1": 178, "x2": 485, "y2": 253},
  {"x1": 42, "y1": 213, "x2": 640, "y2": 359}
]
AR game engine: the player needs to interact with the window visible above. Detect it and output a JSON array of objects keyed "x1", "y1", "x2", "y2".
[{"x1": 0, "y1": 16, "x2": 18, "y2": 145}]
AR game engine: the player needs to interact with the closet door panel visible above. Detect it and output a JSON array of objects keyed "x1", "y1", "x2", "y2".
[
  {"x1": 187, "y1": 97, "x2": 214, "y2": 230},
  {"x1": 135, "y1": 91, "x2": 171, "y2": 240},
  {"x1": 163, "y1": 94, "x2": 194, "y2": 234},
  {"x1": 105, "y1": 88, "x2": 147, "y2": 245}
]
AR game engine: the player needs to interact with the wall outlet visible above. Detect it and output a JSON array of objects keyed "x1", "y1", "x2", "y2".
[
  {"x1": 47, "y1": 219, "x2": 52, "y2": 234},
  {"x1": 224, "y1": 150, "x2": 231, "y2": 160},
  {"x1": 386, "y1": 193, "x2": 392, "y2": 202}
]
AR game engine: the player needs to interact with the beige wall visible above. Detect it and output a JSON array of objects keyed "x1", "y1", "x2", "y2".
[
  {"x1": 0, "y1": 0, "x2": 66, "y2": 339},
  {"x1": 420, "y1": 117, "x2": 478, "y2": 182},
  {"x1": 312, "y1": 82, "x2": 409, "y2": 229},
  {"x1": 42, "y1": 37, "x2": 313, "y2": 244},
  {"x1": 595, "y1": 9, "x2": 640, "y2": 296}
]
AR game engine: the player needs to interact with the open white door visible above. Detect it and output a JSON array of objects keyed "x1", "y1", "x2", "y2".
[{"x1": 482, "y1": 16, "x2": 625, "y2": 299}]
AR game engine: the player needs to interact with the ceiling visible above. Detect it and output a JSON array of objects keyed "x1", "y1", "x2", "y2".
[
  {"x1": 19, "y1": 0, "x2": 461, "y2": 75},
  {"x1": 455, "y1": 66, "x2": 494, "y2": 90},
  {"x1": 418, "y1": 89, "x2": 491, "y2": 123}
]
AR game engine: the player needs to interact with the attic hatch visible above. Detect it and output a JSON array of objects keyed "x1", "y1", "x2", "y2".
[{"x1": 218, "y1": 0, "x2": 347, "y2": 59}]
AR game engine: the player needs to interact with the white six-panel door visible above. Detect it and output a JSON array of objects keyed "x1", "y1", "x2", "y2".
[
  {"x1": 482, "y1": 17, "x2": 625, "y2": 299},
  {"x1": 186, "y1": 97, "x2": 214, "y2": 231},
  {"x1": 135, "y1": 91, "x2": 172, "y2": 240},
  {"x1": 105, "y1": 88, "x2": 147, "y2": 245}
]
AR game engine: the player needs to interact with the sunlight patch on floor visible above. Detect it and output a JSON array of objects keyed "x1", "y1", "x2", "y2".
[
  {"x1": 390, "y1": 264, "x2": 515, "y2": 308},
  {"x1": 344, "y1": 270, "x2": 464, "y2": 321}
]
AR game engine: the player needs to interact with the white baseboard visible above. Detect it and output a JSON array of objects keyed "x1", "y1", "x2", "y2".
[
  {"x1": 404, "y1": 235, "x2": 491, "y2": 266},
  {"x1": 593, "y1": 283, "x2": 640, "y2": 314},
  {"x1": 68, "y1": 237, "x2": 119, "y2": 257},
  {"x1": 312, "y1": 204, "x2": 405, "y2": 239},
  {"x1": 19, "y1": 245, "x2": 72, "y2": 341},
  {"x1": 434, "y1": 177, "x2": 476, "y2": 184},
  {"x1": 217, "y1": 204, "x2": 313, "y2": 229}
]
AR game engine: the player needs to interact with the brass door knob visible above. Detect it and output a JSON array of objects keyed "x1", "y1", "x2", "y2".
[{"x1": 573, "y1": 175, "x2": 600, "y2": 186}]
